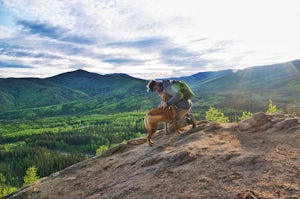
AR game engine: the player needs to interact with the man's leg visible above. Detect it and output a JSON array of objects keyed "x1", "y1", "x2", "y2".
[
  {"x1": 167, "y1": 108, "x2": 189, "y2": 131},
  {"x1": 185, "y1": 113, "x2": 197, "y2": 128},
  {"x1": 175, "y1": 108, "x2": 190, "y2": 129}
]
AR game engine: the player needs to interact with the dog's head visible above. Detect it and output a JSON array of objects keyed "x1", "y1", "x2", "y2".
[{"x1": 146, "y1": 80, "x2": 156, "y2": 92}]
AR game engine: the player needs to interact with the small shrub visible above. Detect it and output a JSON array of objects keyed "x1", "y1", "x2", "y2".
[
  {"x1": 96, "y1": 145, "x2": 109, "y2": 155},
  {"x1": 266, "y1": 99, "x2": 277, "y2": 114},
  {"x1": 205, "y1": 106, "x2": 229, "y2": 123},
  {"x1": 23, "y1": 166, "x2": 39, "y2": 186},
  {"x1": 238, "y1": 111, "x2": 252, "y2": 121}
]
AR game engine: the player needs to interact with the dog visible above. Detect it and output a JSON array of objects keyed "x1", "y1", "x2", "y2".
[
  {"x1": 157, "y1": 91, "x2": 178, "y2": 134},
  {"x1": 144, "y1": 92, "x2": 178, "y2": 146}
]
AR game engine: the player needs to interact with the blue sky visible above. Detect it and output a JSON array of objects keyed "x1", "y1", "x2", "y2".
[{"x1": 0, "y1": 0, "x2": 299, "y2": 79}]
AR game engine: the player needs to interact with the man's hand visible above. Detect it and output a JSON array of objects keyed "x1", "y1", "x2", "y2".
[{"x1": 161, "y1": 102, "x2": 168, "y2": 109}]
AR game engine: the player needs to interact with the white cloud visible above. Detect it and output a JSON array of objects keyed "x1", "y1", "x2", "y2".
[
  {"x1": 0, "y1": 0, "x2": 299, "y2": 79},
  {"x1": 0, "y1": 26, "x2": 16, "y2": 38}
]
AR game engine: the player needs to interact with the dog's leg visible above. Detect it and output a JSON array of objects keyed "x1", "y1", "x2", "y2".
[
  {"x1": 144, "y1": 114, "x2": 159, "y2": 146},
  {"x1": 173, "y1": 119, "x2": 179, "y2": 134},
  {"x1": 148, "y1": 132, "x2": 154, "y2": 146},
  {"x1": 148, "y1": 123, "x2": 157, "y2": 146},
  {"x1": 144, "y1": 115, "x2": 153, "y2": 146},
  {"x1": 164, "y1": 122, "x2": 168, "y2": 134},
  {"x1": 171, "y1": 106, "x2": 179, "y2": 134}
]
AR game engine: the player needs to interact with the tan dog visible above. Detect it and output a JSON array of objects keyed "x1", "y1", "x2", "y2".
[{"x1": 144, "y1": 92, "x2": 178, "y2": 146}]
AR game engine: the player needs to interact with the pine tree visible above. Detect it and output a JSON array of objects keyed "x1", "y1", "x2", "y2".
[
  {"x1": 266, "y1": 99, "x2": 277, "y2": 114},
  {"x1": 205, "y1": 106, "x2": 229, "y2": 123},
  {"x1": 96, "y1": 145, "x2": 109, "y2": 155},
  {"x1": 23, "y1": 166, "x2": 39, "y2": 186},
  {"x1": 238, "y1": 111, "x2": 252, "y2": 121},
  {"x1": 0, "y1": 173, "x2": 7, "y2": 197}
]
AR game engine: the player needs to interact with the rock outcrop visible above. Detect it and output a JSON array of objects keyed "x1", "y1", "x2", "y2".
[{"x1": 5, "y1": 113, "x2": 300, "y2": 199}]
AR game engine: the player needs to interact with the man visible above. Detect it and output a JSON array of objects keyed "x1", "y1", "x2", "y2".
[{"x1": 146, "y1": 79, "x2": 196, "y2": 129}]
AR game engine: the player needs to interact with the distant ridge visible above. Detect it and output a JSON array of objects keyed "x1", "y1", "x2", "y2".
[
  {"x1": 47, "y1": 69, "x2": 146, "y2": 97},
  {"x1": 0, "y1": 69, "x2": 147, "y2": 112},
  {"x1": 1, "y1": 59, "x2": 300, "y2": 114},
  {"x1": 169, "y1": 69, "x2": 234, "y2": 85},
  {"x1": 47, "y1": 69, "x2": 102, "y2": 79},
  {"x1": 48, "y1": 69, "x2": 134, "y2": 79}
]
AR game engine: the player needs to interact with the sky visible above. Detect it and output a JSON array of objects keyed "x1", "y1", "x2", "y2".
[{"x1": 0, "y1": 0, "x2": 299, "y2": 79}]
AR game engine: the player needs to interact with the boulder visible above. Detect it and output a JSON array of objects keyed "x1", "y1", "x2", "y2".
[{"x1": 238, "y1": 112, "x2": 272, "y2": 132}]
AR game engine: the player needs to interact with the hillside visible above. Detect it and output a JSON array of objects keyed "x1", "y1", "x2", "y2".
[
  {"x1": 188, "y1": 59, "x2": 300, "y2": 115},
  {"x1": 0, "y1": 70, "x2": 146, "y2": 117},
  {"x1": 0, "y1": 78, "x2": 89, "y2": 111},
  {"x1": 6, "y1": 112, "x2": 300, "y2": 199},
  {"x1": 187, "y1": 59, "x2": 300, "y2": 91},
  {"x1": 1, "y1": 59, "x2": 300, "y2": 117},
  {"x1": 46, "y1": 69, "x2": 146, "y2": 97}
]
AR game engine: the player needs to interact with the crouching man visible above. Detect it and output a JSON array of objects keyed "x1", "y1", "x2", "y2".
[{"x1": 146, "y1": 79, "x2": 197, "y2": 130}]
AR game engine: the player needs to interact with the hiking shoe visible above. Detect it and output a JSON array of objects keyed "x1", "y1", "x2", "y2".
[{"x1": 185, "y1": 113, "x2": 197, "y2": 128}]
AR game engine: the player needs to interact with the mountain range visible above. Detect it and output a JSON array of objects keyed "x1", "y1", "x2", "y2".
[
  {"x1": 1, "y1": 59, "x2": 300, "y2": 118},
  {"x1": 0, "y1": 70, "x2": 146, "y2": 112}
]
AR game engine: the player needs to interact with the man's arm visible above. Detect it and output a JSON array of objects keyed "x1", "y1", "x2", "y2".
[{"x1": 166, "y1": 93, "x2": 181, "y2": 106}]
